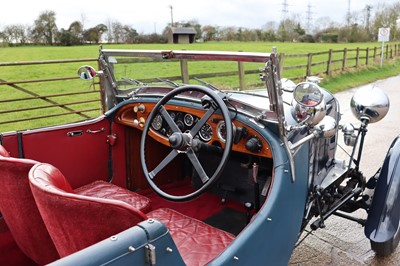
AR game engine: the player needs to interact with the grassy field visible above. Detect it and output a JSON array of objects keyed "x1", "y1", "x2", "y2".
[{"x1": 0, "y1": 42, "x2": 399, "y2": 132}]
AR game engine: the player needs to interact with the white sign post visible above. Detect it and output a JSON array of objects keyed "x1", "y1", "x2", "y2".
[{"x1": 378, "y1": 27, "x2": 390, "y2": 67}]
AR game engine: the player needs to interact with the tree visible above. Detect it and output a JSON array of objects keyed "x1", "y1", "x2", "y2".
[
  {"x1": 32, "y1": 10, "x2": 58, "y2": 45},
  {"x1": 68, "y1": 21, "x2": 84, "y2": 43},
  {"x1": 0, "y1": 24, "x2": 29, "y2": 45},
  {"x1": 83, "y1": 24, "x2": 107, "y2": 43},
  {"x1": 121, "y1": 25, "x2": 138, "y2": 43},
  {"x1": 202, "y1": 25, "x2": 218, "y2": 41}
]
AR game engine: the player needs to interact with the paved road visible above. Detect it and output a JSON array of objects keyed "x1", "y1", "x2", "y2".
[{"x1": 289, "y1": 75, "x2": 400, "y2": 266}]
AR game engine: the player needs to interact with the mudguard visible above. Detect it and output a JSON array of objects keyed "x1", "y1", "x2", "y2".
[{"x1": 365, "y1": 135, "x2": 400, "y2": 243}]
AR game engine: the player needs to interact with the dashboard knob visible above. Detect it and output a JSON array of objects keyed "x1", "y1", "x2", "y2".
[
  {"x1": 133, "y1": 104, "x2": 146, "y2": 113},
  {"x1": 138, "y1": 117, "x2": 146, "y2": 127},
  {"x1": 245, "y1": 136, "x2": 262, "y2": 153}
]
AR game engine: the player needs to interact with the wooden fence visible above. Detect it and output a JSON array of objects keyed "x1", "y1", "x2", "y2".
[
  {"x1": 279, "y1": 43, "x2": 400, "y2": 81},
  {"x1": 1, "y1": 43, "x2": 399, "y2": 132}
]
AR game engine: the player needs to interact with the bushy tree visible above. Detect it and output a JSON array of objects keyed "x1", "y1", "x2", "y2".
[
  {"x1": 32, "y1": 10, "x2": 58, "y2": 45},
  {"x1": 83, "y1": 24, "x2": 107, "y2": 43}
]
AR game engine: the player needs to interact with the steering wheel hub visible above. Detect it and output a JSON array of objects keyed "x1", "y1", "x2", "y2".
[{"x1": 169, "y1": 132, "x2": 192, "y2": 151}]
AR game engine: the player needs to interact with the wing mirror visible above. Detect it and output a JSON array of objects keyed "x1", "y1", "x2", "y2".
[
  {"x1": 77, "y1": 66, "x2": 98, "y2": 80},
  {"x1": 292, "y1": 82, "x2": 326, "y2": 126}
]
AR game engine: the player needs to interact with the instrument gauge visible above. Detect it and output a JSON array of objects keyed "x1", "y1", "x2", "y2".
[
  {"x1": 184, "y1": 114, "x2": 194, "y2": 127},
  {"x1": 198, "y1": 123, "x2": 213, "y2": 142},
  {"x1": 169, "y1": 111, "x2": 176, "y2": 121},
  {"x1": 217, "y1": 121, "x2": 236, "y2": 143},
  {"x1": 151, "y1": 114, "x2": 163, "y2": 131}
]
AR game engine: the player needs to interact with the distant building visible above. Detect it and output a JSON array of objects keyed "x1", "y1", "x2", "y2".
[{"x1": 167, "y1": 27, "x2": 197, "y2": 44}]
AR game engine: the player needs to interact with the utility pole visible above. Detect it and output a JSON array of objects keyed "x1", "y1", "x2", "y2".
[{"x1": 169, "y1": 5, "x2": 174, "y2": 27}]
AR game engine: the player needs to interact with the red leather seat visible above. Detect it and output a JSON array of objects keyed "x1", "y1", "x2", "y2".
[
  {"x1": 0, "y1": 156, "x2": 60, "y2": 265},
  {"x1": 0, "y1": 145, "x2": 151, "y2": 264},
  {"x1": 0, "y1": 144, "x2": 10, "y2": 157},
  {"x1": 29, "y1": 163, "x2": 235, "y2": 266}
]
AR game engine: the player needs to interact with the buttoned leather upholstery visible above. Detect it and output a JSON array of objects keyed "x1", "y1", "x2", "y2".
[{"x1": 30, "y1": 163, "x2": 235, "y2": 266}]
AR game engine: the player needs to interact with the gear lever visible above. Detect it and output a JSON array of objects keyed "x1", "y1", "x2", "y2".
[{"x1": 252, "y1": 163, "x2": 260, "y2": 211}]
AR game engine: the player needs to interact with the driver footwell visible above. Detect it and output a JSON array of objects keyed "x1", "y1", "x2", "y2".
[{"x1": 139, "y1": 180, "x2": 248, "y2": 234}]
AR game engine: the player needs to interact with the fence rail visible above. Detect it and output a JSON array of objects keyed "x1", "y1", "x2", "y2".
[{"x1": 1, "y1": 44, "x2": 399, "y2": 131}]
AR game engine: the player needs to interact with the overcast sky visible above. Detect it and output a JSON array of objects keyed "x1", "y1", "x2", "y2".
[{"x1": 1, "y1": 0, "x2": 398, "y2": 33}]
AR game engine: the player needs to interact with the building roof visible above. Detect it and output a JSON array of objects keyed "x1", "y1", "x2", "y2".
[{"x1": 170, "y1": 27, "x2": 197, "y2": 35}]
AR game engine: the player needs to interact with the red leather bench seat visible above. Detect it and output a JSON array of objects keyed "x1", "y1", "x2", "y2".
[
  {"x1": 30, "y1": 163, "x2": 235, "y2": 265},
  {"x1": 149, "y1": 208, "x2": 235, "y2": 266},
  {"x1": 75, "y1": 180, "x2": 151, "y2": 213}
]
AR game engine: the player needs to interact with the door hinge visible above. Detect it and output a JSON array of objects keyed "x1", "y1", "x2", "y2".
[
  {"x1": 106, "y1": 134, "x2": 117, "y2": 146},
  {"x1": 145, "y1": 243, "x2": 156, "y2": 265}
]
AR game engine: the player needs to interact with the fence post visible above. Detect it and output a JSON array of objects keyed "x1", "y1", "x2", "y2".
[
  {"x1": 238, "y1": 61, "x2": 245, "y2": 90},
  {"x1": 355, "y1": 47, "x2": 360, "y2": 68},
  {"x1": 390, "y1": 47, "x2": 393, "y2": 59},
  {"x1": 373, "y1": 47, "x2": 377, "y2": 61},
  {"x1": 366, "y1": 47, "x2": 369, "y2": 65},
  {"x1": 326, "y1": 49, "x2": 333, "y2": 76},
  {"x1": 306, "y1": 53, "x2": 313, "y2": 77},
  {"x1": 279, "y1": 53, "x2": 285, "y2": 77},
  {"x1": 386, "y1": 44, "x2": 389, "y2": 59},
  {"x1": 342, "y1": 48, "x2": 347, "y2": 71},
  {"x1": 180, "y1": 59, "x2": 189, "y2": 84}
]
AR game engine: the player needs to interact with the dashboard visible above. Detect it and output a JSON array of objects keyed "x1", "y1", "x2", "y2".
[{"x1": 115, "y1": 102, "x2": 272, "y2": 158}]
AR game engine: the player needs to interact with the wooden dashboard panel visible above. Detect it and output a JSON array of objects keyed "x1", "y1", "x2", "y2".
[{"x1": 115, "y1": 102, "x2": 272, "y2": 158}]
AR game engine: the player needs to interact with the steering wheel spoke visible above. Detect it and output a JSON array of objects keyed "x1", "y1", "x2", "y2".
[
  {"x1": 149, "y1": 149, "x2": 179, "y2": 179},
  {"x1": 186, "y1": 148, "x2": 209, "y2": 184},
  {"x1": 159, "y1": 105, "x2": 181, "y2": 133},
  {"x1": 190, "y1": 106, "x2": 217, "y2": 137}
]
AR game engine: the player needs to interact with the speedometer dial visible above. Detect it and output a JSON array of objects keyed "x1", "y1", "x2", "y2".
[
  {"x1": 217, "y1": 121, "x2": 236, "y2": 142},
  {"x1": 184, "y1": 114, "x2": 194, "y2": 127},
  {"x1": 198, "y1": 123, "x2": 213, "y2": 142},
  {"x1": 151, "y1": 114, "x2": 163, "y2": 130}
]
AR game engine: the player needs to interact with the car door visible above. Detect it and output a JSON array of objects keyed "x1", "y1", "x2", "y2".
[{"x1": 1, "y1": 117, "x2": 112, "y2": 188}]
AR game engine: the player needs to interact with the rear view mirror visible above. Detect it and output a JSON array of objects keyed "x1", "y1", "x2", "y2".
[{"x1": 78, "y1": 66, "x2": 97, "y2": 80}]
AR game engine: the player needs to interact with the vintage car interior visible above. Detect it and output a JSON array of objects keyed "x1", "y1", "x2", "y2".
[
  {"x1": 0, "y1": 50, "x2": 285, "y2": 265},
  {"x1": 1, "y1": 49, "x2": 395, "y2": 265}
]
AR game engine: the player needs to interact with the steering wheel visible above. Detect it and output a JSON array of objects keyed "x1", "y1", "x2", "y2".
[{"x1": 140, "y1": 85, "x2": 233, "y2": 201}]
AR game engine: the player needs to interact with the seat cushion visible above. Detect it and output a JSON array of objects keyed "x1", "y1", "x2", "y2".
[
  {"x1": 0, "y1": 145, "x2": 10, "y2": 157},
  {"x1": 75, "y1": 180, "x2": 152, "y2": 213},
  {"x1": 148, "y1": 208, "x2": 235, "y2": 266}
]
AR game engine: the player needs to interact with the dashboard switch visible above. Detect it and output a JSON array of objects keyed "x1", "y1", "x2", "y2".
[{"x1": 245, "y1": 136, "x2": 262, "y2": 153}]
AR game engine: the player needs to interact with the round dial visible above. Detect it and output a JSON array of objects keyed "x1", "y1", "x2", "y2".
[
  {"x1": 151, "y1": 114, "x2": 163, "y2": 130},
  {"x1": 184, "y1": 113, "x2": 194, "y2": 127},
  {"x1": 198, "y1": 123, "x2": 213, "y2": 142},
  {"x1": 217, "y1": 121, "x2": 236, "y2": 143},
  {"x1": 176, "y1": 120, "x2": 185, "y2": 132}
]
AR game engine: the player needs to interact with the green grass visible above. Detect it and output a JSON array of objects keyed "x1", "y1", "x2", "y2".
[
  {"x1": 0, "y1": 42, "x2": 398, "y2": 132},
  {"x1": 320, "y1": 59, "x2": 400, "y2": 93}
]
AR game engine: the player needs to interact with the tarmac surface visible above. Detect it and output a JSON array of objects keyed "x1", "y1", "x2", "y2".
[{"x1": 289, "y1": 75, "x2": 400, "y2": 266}]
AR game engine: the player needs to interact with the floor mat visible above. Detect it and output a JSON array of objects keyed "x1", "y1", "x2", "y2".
[{"x1": 204, "y1": 207, "x2": 247, "y2": 236}]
